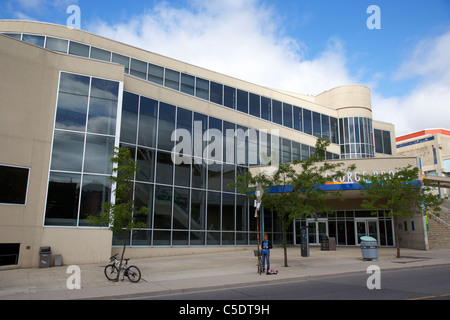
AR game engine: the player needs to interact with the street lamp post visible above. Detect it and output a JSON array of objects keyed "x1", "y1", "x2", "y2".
[{"x1": 255, "y1": 184, "x2": 264, "y2": 271}]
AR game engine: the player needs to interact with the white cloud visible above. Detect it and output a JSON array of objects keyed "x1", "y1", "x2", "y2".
[
  {"x1": 373, "y1": 30, "x2": 450, "y2": 136},
  {"x1": 86, "y1": 0, "x2": 450, "y2": 137},
  {"x1": 88, "y1": 0, "x2": 357, "y2": 95}
]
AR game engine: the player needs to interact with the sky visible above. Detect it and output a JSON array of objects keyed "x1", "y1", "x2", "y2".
[{"x1": 1, "y1": 0, "x2": 450, "y2": 136}]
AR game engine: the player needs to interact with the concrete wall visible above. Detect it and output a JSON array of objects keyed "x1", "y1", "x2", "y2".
[{"x1": 0, "y1": 34, "x2": 123, "y2": 268}]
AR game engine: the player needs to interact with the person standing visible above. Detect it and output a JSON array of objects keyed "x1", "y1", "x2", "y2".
[{"x1": 261, "y1": 233, "x2": 272, "y2": 273}]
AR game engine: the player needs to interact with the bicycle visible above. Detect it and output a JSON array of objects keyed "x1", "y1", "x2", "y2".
[{"x1": 104, "y1": 253, "x2": 141, "y2": 283}]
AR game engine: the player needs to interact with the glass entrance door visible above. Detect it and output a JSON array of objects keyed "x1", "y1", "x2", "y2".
[
  {"x1": 293, "y1": 219, "x2": 328, "y2": 245},
  {"x1": 308, "y1": 219, "x2": 328, "y2": 245},
  {"x1": 355, "y1": 219, "x2": 378, "y2": 244}
]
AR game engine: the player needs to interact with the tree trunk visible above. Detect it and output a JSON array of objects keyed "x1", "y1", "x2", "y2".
[
  {"x1": 283, "y1": 231, "x2": 288, "y2": 267},
  {"x1": 394, "y1": 216, "x2": 401, "y2": 258},
  {"x1": 117, "y1": 238, "x2": 127, "y2": 281}
]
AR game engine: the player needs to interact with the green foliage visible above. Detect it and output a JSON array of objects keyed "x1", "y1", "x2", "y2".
[
  {"x1": 87, "y1": 147, "x2": 148, "y2": 235},
  {"x1": 359, "y1": 165, "x2": 443, "y2": 257},
  {"x1": 359, "y1": 165, "x2": 442, "y2": 218},
  {"x1": 87, "y1": 147, "x2": 148, "y2": 281},
  {"x1": 231, "y1": 138, "x2": 355, "y2": 266}
]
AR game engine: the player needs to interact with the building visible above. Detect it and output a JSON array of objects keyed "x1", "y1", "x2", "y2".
[
  {"x1": 397, "y1": 129, "x2": 450, "y2": 198},
  {"x1": 0, "y1": 20, "x2": 415, "y2": 268}
]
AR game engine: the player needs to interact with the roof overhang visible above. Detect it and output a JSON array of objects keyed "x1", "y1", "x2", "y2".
[{"x1": 423, "y1": 175, "x2": 450, "y2": 189}]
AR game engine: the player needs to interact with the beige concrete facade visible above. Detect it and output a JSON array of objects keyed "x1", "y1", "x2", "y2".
[
  {"x1": 397, "y1": 129, "x2": 450, "y2": 198},
  {"x1": 0, "y1": 31, "x2": 125, "y2": 267},
  {"x1": 0, "y1": 20, "x2": 403, "y2": 268}
]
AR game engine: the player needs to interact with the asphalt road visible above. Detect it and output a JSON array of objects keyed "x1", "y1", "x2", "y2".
[{"x1": 140, "y1": 265, "x2": 450, "y2": 301}]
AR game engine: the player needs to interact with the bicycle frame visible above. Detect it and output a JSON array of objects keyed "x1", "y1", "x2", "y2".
[{"x1": 105, "y1": 253, "x2": 141, "y2": 283}]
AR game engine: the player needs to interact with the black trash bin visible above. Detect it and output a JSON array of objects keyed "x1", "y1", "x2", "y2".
[
  {"x1": 39, "y1": 246, "x2": 51, "y2": 268},
  {"x1": 320, "y1": 235, "x2": 329, "y2": 251}
]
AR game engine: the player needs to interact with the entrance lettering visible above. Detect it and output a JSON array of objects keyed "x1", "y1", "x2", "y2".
[{"x1": 325, "y1": 169, "x2": 399, "y2": 183}]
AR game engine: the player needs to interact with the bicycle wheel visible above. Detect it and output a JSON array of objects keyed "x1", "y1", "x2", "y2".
[
  {"x1": 126, "y1": 265, "x2": 141, "y2": 283},
  {"x1": 104, "y1": 264, "x2": 119, "y2": 281}
]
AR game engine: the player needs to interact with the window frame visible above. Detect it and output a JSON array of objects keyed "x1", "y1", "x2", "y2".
[{"x1": 0, "y1": 164, "x2": 31, "y2": 206}]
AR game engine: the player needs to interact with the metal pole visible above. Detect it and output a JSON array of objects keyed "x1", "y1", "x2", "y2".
[{"x1": 256, "y1": 208, "x2": 260, "y2": 260}]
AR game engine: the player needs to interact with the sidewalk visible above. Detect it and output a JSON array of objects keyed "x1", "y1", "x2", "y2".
[{"x1": 1, "y1": 246, "x2": 450, "y2": 300}]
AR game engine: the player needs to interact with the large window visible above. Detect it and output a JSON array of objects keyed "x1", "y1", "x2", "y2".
[
  {"x1": 113, "y1": 90, "x2": 330, "y2": 247},
  {"x1": 10, "y1": 32, "x2": 344, "y2": 146},
  {"x1": 374, "y1": 129, "x2": 392, "y2": 155},
  {"x1": 0, "y1": 165, "x2": 30, "y2": 205},
  {"x1": 44, "y1": 72, "x2": 120, "y2": 227},
  {"x1": 339, "y1": 117, "x2": 375, "y2": 159}
]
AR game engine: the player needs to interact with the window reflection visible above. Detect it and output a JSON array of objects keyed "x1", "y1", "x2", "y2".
[
  {"x1": 224, "y1": 86, "x2": 236, "y2": 109},
  {"x1": 120, "y1": 92, "x2": 139, "y2": 144},
  {"x1": 45, "y1": 37, "x2": 68, "y2": 53},
  {"x1": 51, "y1": 131, "x2": 84, "y2": 172},
  {"x1": 207, "y1": 191, "x2": 221, "y2": 231},
  {"x1": 46, "y1": 72, "x2": 121, "y2": 227},
  {"x1": 181, "y1": 73, "x2": 195, "y2": 95},
  {"x1": 156, "y1": 151, "x2": 173, "y2": 185},
  {"x1": 45, "y1": 172, "x2": 81, "y2": 226},
  {"x1": 134, "y1": 182, "x2": 153, "y2": 228},
  {"x1": 112, "y1": 53, "x2": 130, "y2": 73},
  {"x1": 136, "y1": 147, "x2": 155, "y2": 182},
  {"x1": 272, "y1": 100, "x2": 282, "y2": 125},
  {"x1": 90, "y1": 78, "x2": 119, "y2": 100},
  {"x1": 90, "y1": 47, "x2": 111, "y2": 62},
  {"x1": 173, "y1": 187, "x2": 189, "y2": 230},
  {"x1": 249, "y1": 93, "x2": 260, "y2": 117},
  {"x1": 237, "y1": 89, "x2": 248, "y2": 114},
  {"x1": 191, "y1": 190, "x2": 206, "y2": 231},
  {"x1": 148, "y1": 63, "x2": 164, "y2": 85},
  {"x1": 138, "y1": 97, "x2": 158, "y2": 148},
  {"x1": 164, "y1": 69, "x2": 180, "y2": 90},
  {"x1": 84, "y1": 135, "x2": 115, "y2": 174},
  {"x1": 87, "y1": 97, "x2": 117, "y2": 135},
  {"x1": 210, "y1": 82, "x2": 223, "y2": 105},
  {"x1": 22, "y1": 34, "x2": 44, "y2": 47},
  {"x1": 154, "y1": 185, "x2": 172, "y2": 229},
  {"x1": 69, "y1": 41, "x2": 89, "y2": 57},
  {"x1": 55, "y1": 93, "x2": 88, "y2": 131},
  {"x1": 78, "y1": 175, "x2": 111, "y2": 226},
  {"x1": 59, "y1": 73, "x2": 90, "y2": 95},
  {"x1": 157, "y1": 103, "x2": 176, "y2": 151},
  {"x1": 130, "y1": 58, "x2": 147, "y2": 80},
  {"x1": 195, "y1": 78, "x2": 209, "y2": 100}
]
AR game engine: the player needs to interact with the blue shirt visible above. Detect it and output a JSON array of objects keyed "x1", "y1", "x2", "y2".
[{"x1": 262, "y1": 240, "x2": 270, "y2": 253}]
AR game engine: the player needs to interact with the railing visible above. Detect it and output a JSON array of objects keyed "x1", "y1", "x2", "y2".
[{"x1": 428, "y1": 211, "x2": 450, "y2": 230}]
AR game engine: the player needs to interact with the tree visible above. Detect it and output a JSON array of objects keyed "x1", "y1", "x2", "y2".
[
  {"x1": 359, "y1": 165, "x2": 443, "y2": 258},
  {"x1": 232, "y1": 138, "x2": 354, "y2": 267},
  {"x1": 88, "y1": 147, "x2": 148, "y2": 280}
]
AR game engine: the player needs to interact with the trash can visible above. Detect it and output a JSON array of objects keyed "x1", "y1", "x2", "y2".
[
  {"x1": 54, "y1": 254, "x2": 62, "y2": 267},
  {"x1": 320, "y1": 235, "x2": 329, "y2": 251},
  {"x1": 329, "y1": 237, "x2": 336, "y2": 251},
  {"x1": 360, "y1": 236, "x2": 378, "y2": 261},
  {"x1": 39, "y1": 246, "x2": 51, "y2": 268}
]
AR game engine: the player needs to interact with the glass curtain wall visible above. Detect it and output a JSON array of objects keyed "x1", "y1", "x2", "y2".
[
  {"x1": 339, "y1": 117, "x2": 375, "y2": 159},
  {"x1": 113, "y1": 90, "x2": 331, "y2": 247},
  {"x1": 45, "y1": 72, "x2": 120, "y2": 226}
]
